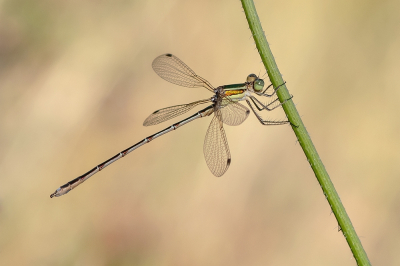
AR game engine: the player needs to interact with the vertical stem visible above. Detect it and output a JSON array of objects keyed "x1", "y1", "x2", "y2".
[{"x1": 240, "y1": 0, "x2": 371, "y2": 265}]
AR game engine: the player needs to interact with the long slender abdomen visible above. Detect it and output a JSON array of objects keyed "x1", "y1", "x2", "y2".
[{"x1": 50, "y1": 105, "x2": 214, "y2": 198}]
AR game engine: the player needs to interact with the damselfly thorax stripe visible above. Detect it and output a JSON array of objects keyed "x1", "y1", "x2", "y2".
[{"x1": 50, "y1": 54, "x2": 291, "y2": 198}]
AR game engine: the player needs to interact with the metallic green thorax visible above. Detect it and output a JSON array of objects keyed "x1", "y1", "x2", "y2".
[{"x1": 222, "y1": 83, "x2": 247, "y2": 101}]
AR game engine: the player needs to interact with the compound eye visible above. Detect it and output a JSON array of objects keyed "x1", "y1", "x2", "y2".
[
  {"x1": 247, "y1": 74, "x2": 257, "y2": 82},
  {"x1": 253, "y1": 79, "x2": 265, "y2": 91}
]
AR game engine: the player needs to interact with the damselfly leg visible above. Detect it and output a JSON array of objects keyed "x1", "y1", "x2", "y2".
[{"x1": 50, "y1": 54, "x2": 290, "y2": 198}]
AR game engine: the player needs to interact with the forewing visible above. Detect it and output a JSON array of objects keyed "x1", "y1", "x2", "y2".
[
  {"x1": 152, "y1": 54, "x2": 214, "y2": 91},
  {"x1": 220, "y1": 101, "x2": 250, "y2": 126},
  {"x1": 143, "y1": 99, "x2": 211, "y2": 126},
  {"x1": 203, "y1": 110, "x2": 231, "y2": 177}
]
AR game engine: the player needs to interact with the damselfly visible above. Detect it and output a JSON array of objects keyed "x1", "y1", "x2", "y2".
[{"x1": 50, "y1": 54, "x2": 291, "y2": 198}]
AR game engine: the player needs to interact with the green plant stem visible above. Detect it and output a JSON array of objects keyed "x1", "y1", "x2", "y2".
[{"x1": 240, "y1": 1, "x2": 371, "y2": 265}]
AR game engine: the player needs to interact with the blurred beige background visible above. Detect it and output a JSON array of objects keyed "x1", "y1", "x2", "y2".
[{"x1": 1, "y1": 0, "x2": 399, "y2": 265}]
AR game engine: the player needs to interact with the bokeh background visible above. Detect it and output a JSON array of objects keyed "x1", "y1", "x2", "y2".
[{"x1": 1, "y1": 0, "x2": 399, "y2": 265}]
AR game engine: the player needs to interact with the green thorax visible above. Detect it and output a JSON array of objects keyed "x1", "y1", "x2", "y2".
[{"x1": 222, "y1": 83, "x2": 247, "y2": 101}]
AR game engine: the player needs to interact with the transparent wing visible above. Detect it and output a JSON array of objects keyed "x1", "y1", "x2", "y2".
[
  {"x1": 203, "y1": 109, "x2": 231, "y2": 177},
  {"x1": 143, "y1": 99, "x2": 211, "y2": 126},
  {"x1": 220, "y1": 101, "x2": 250, "y2": 126},
  {"x1": 152, "y1": 54, "x2": 214, "y2": 92}
]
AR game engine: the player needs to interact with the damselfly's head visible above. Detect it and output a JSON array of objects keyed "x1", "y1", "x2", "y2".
[{"x1": 247, "y1": 74, "x2": 265, "y2": 92}]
